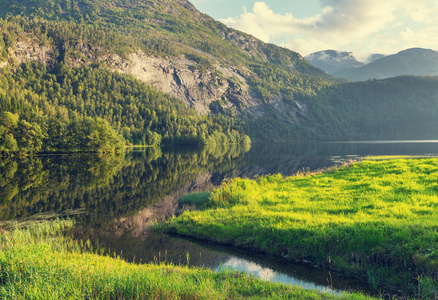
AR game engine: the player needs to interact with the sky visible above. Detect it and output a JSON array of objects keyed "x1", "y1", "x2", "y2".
[{"x1": 190, "y1": 0, "x2": 438, "y2": 61}]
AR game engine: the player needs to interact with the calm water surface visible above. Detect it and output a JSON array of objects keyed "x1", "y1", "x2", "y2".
[{"x1": 3, "y1": 141, "x2": 438, "y2": 295}]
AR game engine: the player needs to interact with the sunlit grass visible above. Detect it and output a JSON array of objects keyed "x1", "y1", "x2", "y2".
[
  {"x1": 163, "y1": 158, "x2": 438, "y2": 297},
  {"x1": 0, "y1": 220, "x2": 375, "y2": 299},
  {"x1": 363, "y1": 155, "x2": 428, "y2": 160}
]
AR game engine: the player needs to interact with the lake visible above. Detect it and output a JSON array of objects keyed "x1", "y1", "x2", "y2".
[{"x1": 2, "y1": 141, "x2": 438, "y2": 295}]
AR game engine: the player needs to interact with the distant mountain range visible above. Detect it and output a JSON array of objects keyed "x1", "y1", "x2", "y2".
[
  {"x1": 306, "y1": 48, "x2": 438, "y2": 81},
  {"x1": 365, "y1": 53, "x2": 386, "y2": 64},
  {"x1": 305, "y1": 50, "x2": 365, "y2": 75}
]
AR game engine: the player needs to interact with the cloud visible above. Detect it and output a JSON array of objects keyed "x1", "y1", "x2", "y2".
[
  {"x1": 221, "y1": 258, "x2": 275, "y2": 281},
  {"x1": 219, "y1": 0, "x2": 438, "y2": 57},
  {"x1": 405, "y1": 2, "x2": 438, "y2": 24},
  {"x1": 401, "y1": 27, "x2": 438, "y2": 50}
]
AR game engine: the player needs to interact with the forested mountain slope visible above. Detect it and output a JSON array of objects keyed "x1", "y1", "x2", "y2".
[
  {"x1": 245, "y1": 75, "x2": 438, "y2": 141},
  {"x1": 305, "y1": 76, "x2": 438, "y2": 140},
  {"x1": 0, "y1": 0, "x2": 331, "y2": 113},
  {"x1": 0, "y1": 61, "x2": 249, "y2": 155},
  {"x1": 0, "y1": 0, "x2": 334, "y2": 154},
  {"x1": 0, "y1": 0, "x2": 438, "y2": 154}
]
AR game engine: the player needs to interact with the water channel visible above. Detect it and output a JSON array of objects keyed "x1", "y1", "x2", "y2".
[{"x1": 2, "y1": 141, "x2": 438, "y2": 296}]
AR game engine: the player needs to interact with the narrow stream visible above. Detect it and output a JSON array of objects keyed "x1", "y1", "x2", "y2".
[{"x1": 74, "y1": 230, "x2": 373, "y2": 296}]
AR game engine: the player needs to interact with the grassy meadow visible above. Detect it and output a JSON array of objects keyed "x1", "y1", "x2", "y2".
[
  {"x1": 0, "y1": 220, "x2": 376, "y2": 299},
  {"x1": 163, "y1": 158, "x2": 438, "y2": 297}
]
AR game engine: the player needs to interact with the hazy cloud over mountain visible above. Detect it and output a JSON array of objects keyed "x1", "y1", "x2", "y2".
[{"x1": 219, "y1": 0, "x2": 438, "y2": 59}]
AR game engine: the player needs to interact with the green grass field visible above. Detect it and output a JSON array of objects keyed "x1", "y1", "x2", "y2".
[
  {"x1": 0, "y1": 220, "x2": 375, "y2": 299},
  {"x1": 163, "y1": 158, "x2": 438, "y2": 297}
]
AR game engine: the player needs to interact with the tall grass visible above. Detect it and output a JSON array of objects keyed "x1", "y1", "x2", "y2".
[
  {"x1": 0, "y1": 220, "x2": 374, "y2": 299},
  {"x1": 163, "y1": 158, "x2": 438, "y2": 297},
  {"x1": 178, "y1": 192, "x2": 211, "y2": 207}
]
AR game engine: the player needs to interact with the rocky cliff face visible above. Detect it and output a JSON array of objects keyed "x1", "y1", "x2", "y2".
[
  {"x1": 108, "y1": 51, "x2": 252, "y2": 115},
  {"x1": 5, "y1": 36, "x2": 312, "y2": 123},
  {"x1": 5, "y1": 37, "x2": 260, "y2": 115}
]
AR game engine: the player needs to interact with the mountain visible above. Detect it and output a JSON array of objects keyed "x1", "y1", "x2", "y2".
[
  {"x1": 1, "y1": 0, "x2": 438, "y2": 154},
  {"x1": 365, "y1": 53, "x2": 386, "y2": 64},
  {"x1": 0, "y1": 0, "x2": 330, "y2": 114},
  {"x1": 305, "y1": 50, "x2": 364, "y2": 74},
  {"x1": 335, "y1": 48, "x2": 438, "y2": 81},
  {"x1": 0, "y1": 0, "x2": 332, "y2": 154}
]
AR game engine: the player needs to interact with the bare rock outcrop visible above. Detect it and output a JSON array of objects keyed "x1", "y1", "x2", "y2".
[
  {"x1": 8, "y1": 40, "x2": 55, "y2": 69},
  {"x1": 105, "y1": 50, "x2": 252, "y2": 114}
]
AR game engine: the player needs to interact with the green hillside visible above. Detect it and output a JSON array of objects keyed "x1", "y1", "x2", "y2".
[{"x1": 0, "y1": 0, "x2": 438, "y2": 153}]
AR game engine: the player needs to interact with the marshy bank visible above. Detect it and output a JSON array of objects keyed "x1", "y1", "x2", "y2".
[
  {"x1": 69, "y1": 186, "x2": 373, "y2": 297},
  {"x1": 162, "y1": 158, "x2": 438, "y2": 298},
  {"x1": 0, "y1": 220, "x2": 376, "y2": 299}
]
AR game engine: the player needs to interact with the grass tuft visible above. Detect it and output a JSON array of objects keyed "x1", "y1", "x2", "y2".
[{"x1": 178, "y1": 192, "x2": 211, "y2": 208}]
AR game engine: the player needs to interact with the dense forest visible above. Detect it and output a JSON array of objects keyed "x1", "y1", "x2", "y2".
[
  {"x1": 0, "y1": 61, "x2": 250, "y2": 155},
  {"x1": 308, "y1": 76, "x2": 438, "y2": 140}
]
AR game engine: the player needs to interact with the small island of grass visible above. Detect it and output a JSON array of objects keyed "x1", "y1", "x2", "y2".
[{"x1": 163, "y1": 158, "x2": 438, "y2": 298}]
